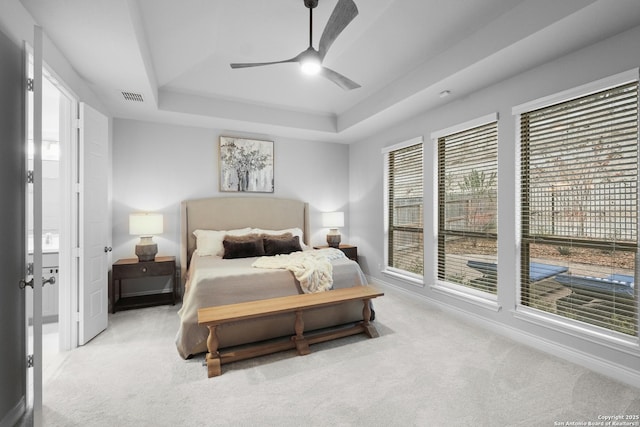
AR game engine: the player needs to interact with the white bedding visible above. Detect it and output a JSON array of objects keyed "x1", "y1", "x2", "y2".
[
  {"x1": 175, "y1": 251, "x2": 368, "y2": 358},
  {"x1": 251, "y1": 248, "x2": 346, "y2": 293}
]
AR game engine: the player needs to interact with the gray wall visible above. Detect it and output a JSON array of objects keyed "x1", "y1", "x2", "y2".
[
  {"x1": 349, "y1": 25, "x2": 640, "y2": 383},
  {"x1": 0, "y1": 26, "x2": 26, "y2": 427},
  {"x1": 111, "y1": 119, "x2": 350, "y2": 294}
]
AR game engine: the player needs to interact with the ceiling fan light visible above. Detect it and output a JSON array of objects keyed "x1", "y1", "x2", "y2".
[{"x1": 300, "y1": 57, "x2": 321, "y2": 75}]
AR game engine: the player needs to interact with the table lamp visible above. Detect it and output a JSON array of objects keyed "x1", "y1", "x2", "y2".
[
  {"x1": 322, "y1": 211, "x2": 344, "y2": 248},
  {"x1": 129, "y1": 213, "x2": 163, "y2": 261}
]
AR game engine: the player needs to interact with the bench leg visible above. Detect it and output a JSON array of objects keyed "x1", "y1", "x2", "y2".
[
  {"x1": 362, "y1": 299, "x2": 379, "y2": 338},
  {"x1": 206, "y1": 325, "x2": 222, "y2": 377},
  {"x1": 292, "y1": 310, "x2": 310, "y2": 356}
]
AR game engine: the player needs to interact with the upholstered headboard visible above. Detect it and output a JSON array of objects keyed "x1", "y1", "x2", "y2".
[{"x1": 180, "y1": 196, "x2": 310, "y2": 283}]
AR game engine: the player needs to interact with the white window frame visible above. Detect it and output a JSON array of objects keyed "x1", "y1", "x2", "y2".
[
  {"x1": 382, "y1": 136, "x2": 424, "y2": 286},
  {"x1": 430, "y1": 113, "x2": 500, "y2": 310},
  {"x1": 512, "y1": 69, "x2": 640, "y2": 349}
]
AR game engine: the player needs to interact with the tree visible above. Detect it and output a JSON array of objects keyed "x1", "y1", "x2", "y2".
[{"x1": 457, "y1": 169, "x2": 496, "y2": 232}]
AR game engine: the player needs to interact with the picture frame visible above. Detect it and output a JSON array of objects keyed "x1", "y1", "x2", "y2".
[{"x1": 219, "y1": 136, "x2": 274, "y2": 193}]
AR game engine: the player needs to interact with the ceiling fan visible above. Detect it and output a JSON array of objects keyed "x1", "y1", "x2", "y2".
[{"x1": 230, "y1": 0, "x2": 360, "y2": 90}]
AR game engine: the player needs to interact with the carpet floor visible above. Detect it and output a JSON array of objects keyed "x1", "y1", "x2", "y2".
[{"x1": 42, "y1": 286, "x2": 639, "y2": 426}]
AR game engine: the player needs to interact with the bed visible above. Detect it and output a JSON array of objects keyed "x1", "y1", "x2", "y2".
[{"x1": 176, "y1": 196, "x2": 369, "y2": 359}]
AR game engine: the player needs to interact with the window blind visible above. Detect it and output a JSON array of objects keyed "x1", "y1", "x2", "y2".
[
  {"x1": 438, "y1": 121, "x2": 498, "y2": 294},
  {"x1": 387, "y1": 142, "x2": 423, "y2": 275},
  {"x1": 520, "y1": 81, "x2": 638, "y2": 336}
]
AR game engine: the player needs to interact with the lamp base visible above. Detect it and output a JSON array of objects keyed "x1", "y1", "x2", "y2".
[
  {"x1": 326, "y1": 229, "x2": 341, "y2": 248},
  {"x1": 135, "y1": 236, "x2": 157, "y2": 262}
]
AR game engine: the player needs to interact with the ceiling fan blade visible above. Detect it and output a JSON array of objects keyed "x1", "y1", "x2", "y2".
[
  {"x1": 230, "y1": 56, "x2": 299, "y2": 69},
  {"x1": 320, "y1": 66, "x2": 360, "y2": 90},
  {"x1": 317, "y1": 0, "x2": 358, "y2": 61}
]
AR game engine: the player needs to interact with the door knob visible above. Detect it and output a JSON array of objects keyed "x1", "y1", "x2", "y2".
[
  {"x1": 104, "y1": 246, "x2": 112, "y2": 253},
  {"x1": 19, "y1": 276, "x2": 56, "y2": 289}
]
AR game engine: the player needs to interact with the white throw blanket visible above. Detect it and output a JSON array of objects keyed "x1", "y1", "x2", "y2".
[{"x1": 252, "y1": 248, "x2": 346, "y2": 293}]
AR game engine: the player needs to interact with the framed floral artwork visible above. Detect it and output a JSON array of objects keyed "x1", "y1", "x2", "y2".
[{"x1": 219, "y1": 136, "x2": 274, "y2": 193}]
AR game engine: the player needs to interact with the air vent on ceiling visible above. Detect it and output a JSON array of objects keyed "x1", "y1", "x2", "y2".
[{"x1": 122, "y1": 91, "x2": 144, "y2": 102}]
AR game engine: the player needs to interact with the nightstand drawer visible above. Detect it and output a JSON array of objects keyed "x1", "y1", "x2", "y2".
[{"x1": 113, "y1": 261, "x2": 174, "y2": 279}]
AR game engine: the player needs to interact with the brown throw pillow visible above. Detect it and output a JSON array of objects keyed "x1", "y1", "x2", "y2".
[
  {"x1": 260, "y1": 232, "x2": 293, "y2": 240},
  {"x1": 224, "y1": 233, "x2": 262, "y2": 242},
  {"x1": 222, "y1": 238, "x2": 266, "y2": 259},
  {"x1": 263, "y1": 235, "x2": 302, "y2": 256}
]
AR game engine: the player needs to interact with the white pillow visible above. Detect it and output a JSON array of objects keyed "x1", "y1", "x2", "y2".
[
  {"x1": 254, "y1": 227, "x2": 307, "y2": 249},
  {"x1": 193, "y1": 229, "x2": 226, "y2": 257},
  {"x1": 193, "y1": 227, "x2": 255, "y2": 257},
  {"x1": 225, "y1": 227, "x2": 254, "y2": 237}
]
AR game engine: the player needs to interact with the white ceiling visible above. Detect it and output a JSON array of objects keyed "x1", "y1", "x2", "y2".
[{"x1": 19, "y1": 0, "x2": 640, "y2": 143}]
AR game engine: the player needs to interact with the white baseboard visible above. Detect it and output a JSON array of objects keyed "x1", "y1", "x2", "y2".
[
  {"x1": 369, "y1": 276, "x2": 640, "y2": 389},
  {"x1": 0, "y1": 396, "x2": 26, "y2": 427}
]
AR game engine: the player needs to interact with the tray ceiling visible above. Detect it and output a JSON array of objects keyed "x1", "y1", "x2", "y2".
[{"x1": 19, "y1": 0, "x2": 640, "y2": 142}]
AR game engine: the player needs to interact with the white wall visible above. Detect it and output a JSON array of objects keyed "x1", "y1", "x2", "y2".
[
  {"x1": 349, "y1": 25, "x2": 640, "y2": 385},
  {"x1": 112, "y1": 119, "x2": 351, "y2": 278}
]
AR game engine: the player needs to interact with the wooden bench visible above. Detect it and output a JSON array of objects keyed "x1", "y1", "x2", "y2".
[{"x1": 197, "y1": 285, "x2": 384, "y2": 377}]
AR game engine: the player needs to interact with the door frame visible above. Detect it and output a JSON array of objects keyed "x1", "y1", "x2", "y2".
[
  {"x1": 50, "y1": 67, "x2": 79, "y2": 352},
  {"x1": 27, "y1": 25, "x2": 43, "y2": 427}
]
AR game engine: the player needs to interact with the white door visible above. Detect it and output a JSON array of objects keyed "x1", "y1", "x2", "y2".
[
  {"x1": 25, "y1": 26, "x2": 45, "y2": 426},
  {"x1": 78, "y1": 102, "x2": 109, "y2": 345}
]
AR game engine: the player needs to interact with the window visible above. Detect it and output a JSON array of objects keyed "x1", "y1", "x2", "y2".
[
  {"x1": 383, "y1": 137, "x2": 424, "y2": 279},
  {"x1": 435, "y1": 116, "x2": 498, "y2": 294},
  {"x1": 517, "y1": 75, "x2": 638, "y2": 336}
]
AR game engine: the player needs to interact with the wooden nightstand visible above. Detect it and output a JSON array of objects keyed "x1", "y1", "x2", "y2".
[
  {"x1": 314, "y1": 244, "x2": 358, "y2": 263},
  {"x1": 111, "y1": 256, "x2": 176, "y2": 313}
]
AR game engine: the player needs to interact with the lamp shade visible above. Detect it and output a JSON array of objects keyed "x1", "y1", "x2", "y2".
[
  {"x1": 322, "y1": 211, "x2": 344, "y2": 228},
  {"x1": 129, "y1": 213, "x2": 163, "y2": 236}
]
